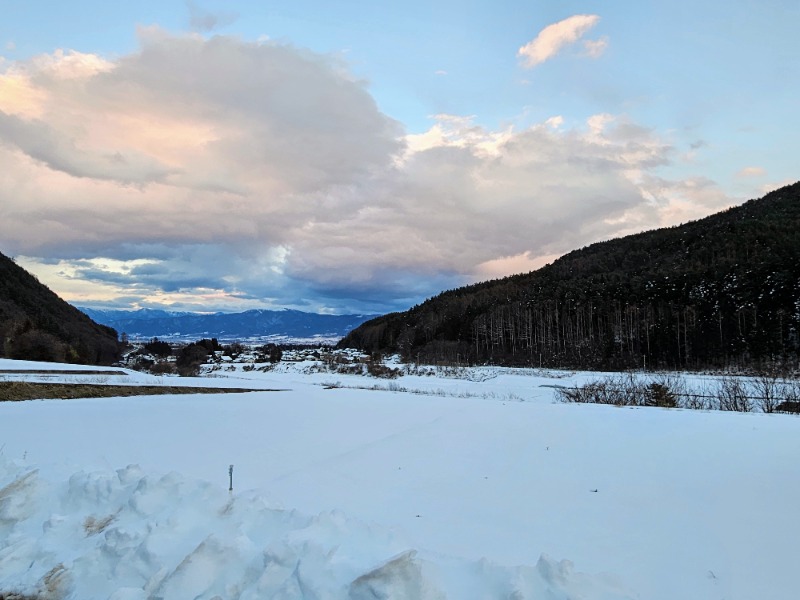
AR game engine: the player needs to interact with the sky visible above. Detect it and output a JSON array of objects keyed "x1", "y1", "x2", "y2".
[{"x1": 0, "y1": 1, "x2": 797, "y2": 315}]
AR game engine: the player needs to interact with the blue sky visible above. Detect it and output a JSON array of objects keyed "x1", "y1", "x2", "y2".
[{"x1": 1, "y1": 1, "x2": 797, "y2": 313}]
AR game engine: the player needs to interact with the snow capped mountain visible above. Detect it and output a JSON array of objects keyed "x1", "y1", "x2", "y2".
[{"x1": 76, "y1": 307, "x2": 380, "y2": 342}]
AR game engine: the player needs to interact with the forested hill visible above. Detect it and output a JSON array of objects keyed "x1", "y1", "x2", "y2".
[
  {"x1": 341, "y1": 182, "x2": 800, "y2": 370},
  {"x1": 0, "y1": 252, "x2": 119, "y2": 364}
]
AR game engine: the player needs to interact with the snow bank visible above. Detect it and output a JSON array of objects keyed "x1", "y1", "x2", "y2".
[
  {"x1": 0, "y1": 358, "x2": 277, "y2": 388},
  {"x1": 0, "y1": 359, "x2": 124, "y2": 372},
  {"x1": 0, "y1": 458, "x2": 635, "y2": 600}
]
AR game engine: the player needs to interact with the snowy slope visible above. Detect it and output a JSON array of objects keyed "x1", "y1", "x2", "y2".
[{"x1": 2, "y1": 361, "x2": 800, "y2": 599}]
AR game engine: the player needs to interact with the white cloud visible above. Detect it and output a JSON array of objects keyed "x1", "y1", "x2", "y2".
[
  {"x1": 30, "y1": 48, "x2": 113, "y2": 79},
  {"x1": 758, "y1": 178, "x2": 795, "y2": 196},
  {"x1": 518, "y1": 14, "x2": 601, "y2": 68},
  {"x1": 474, "y1": 252, "x2": 560, "y2": 280},
  {"x1": 0, "y1": 30, "x2": 734, "y2": 313},
  {"x1": 0, "y1": 111, "x2": 176, "y2": 184},
  {"x1": 736, "y1": 166, "x2": 766, "y2": 178},
  {"x1": 583, "y1": 36, "x2": 609, "y2": 58},
  {"x1": 586, "y1": 112, "x2": 614, "y2": 135}
]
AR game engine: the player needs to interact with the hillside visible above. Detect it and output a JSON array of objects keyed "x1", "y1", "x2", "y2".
[
  {"x1": 0, "y1": 251, "x2": 119, "y2": 364},
  {"x1": 341, "y1": 182, "x2": 800, "y2": 370},
  {"x1": 78, "y1": 307, "x2": 379, "y2": 342}
]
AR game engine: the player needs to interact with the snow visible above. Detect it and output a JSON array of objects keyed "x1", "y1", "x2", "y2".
[{"x1": 2, "y1": 358, "x2": 800, "y2": 599}]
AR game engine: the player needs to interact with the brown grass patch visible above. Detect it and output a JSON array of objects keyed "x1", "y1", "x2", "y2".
[{"x1": 0, "y1": 382, "x2": 270, "y2": 401}]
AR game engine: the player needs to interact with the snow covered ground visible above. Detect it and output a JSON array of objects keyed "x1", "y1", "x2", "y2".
[{"x1": 2, "y1": 357, "x2": 800, "y2": 599}]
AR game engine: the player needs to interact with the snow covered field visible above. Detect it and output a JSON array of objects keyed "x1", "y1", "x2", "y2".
[{"x1": 2, "y1": 357, "x2": 800, "y2": 599}]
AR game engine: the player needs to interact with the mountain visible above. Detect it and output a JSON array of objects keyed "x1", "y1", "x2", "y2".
[
  {"x1": 0, "y1": 252, "x2": 120, "y2": 364},
  {"x1": 341, "y1": 182, "x2": 800, "y2": 370},
  {"x1": 78, "y1": 307, "x2": 380, "y2": 341}
]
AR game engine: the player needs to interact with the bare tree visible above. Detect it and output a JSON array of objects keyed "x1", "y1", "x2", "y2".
[
  {"x1": 752, "y1": 369, "x2": 782, "y2": 413},
  {"x1": 715, "y1": 376, "x2": 753, "y2": 412}
]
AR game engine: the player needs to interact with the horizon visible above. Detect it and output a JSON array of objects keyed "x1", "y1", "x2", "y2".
[
  {"x1": 2, "y1": 1, "x2": 797, "y2": 314},
  {"x1": 75, "y1": 304, "x2": 380, "y2": 316}
]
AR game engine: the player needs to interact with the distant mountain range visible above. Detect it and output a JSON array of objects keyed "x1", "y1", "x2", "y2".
[{"x1": 77, "y1": 307, "x2": 380, "y2": 342}]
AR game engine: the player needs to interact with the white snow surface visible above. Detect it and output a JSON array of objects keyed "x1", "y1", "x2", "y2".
[{"x1": 2, "y1": 357, "x2": 800, "y2": 599}]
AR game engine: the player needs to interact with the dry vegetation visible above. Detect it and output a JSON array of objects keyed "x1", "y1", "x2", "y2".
[
  {"x1": 0, "y1": 382, "x2": 264, "y2": 401},
  {"x1": 556, "y1": 371, "x2": 800, "y2": 413}
]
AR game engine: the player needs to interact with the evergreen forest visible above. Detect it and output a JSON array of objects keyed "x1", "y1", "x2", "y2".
[
  {"x1": 341, "y1": 182, "x2": 800, "y2": 370},
  {"x1": 0, "y1": 251, "x2": 120, "y2": 365}
]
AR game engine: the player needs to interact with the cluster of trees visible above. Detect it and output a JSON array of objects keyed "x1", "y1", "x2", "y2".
[
  {"x1": 342, "y1": 182, "x2": 800, "y2": 371},
  {"x1": 132, "y1": 338, "x2": 284, "y2": 376},
  {"x1": 143, "y1": 338, "x2": 173, "y2": 357},
  {"x1": 0, "y1": 252, "x2": 120, "y2": 365}
]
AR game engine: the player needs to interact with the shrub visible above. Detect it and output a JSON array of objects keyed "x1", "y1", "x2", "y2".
[
  {"x1": 9, "y1": 329, "x2": 66, "y2": 362},
  {"x1": 775, "y1": 379, "x2": 800, "y2": 413},
  {"x1": 269, "y1": 346, "x2": 283, "y2": 363},
  {"x1": 645, "y1": 382, "x2": 677, "y2": 408},
  {"x1": 556, "y1": 375, "x2": 641, "y2": 405},
  {"x1": 751, "y1": 370, "x2": 783, "y2": 413},
  {"x1": 176, "y1": 343, "x2": 212, "y2": 376},
  {"x1": 223, "y1": 342, "x2": 246, "y2": 358},
  {"x1": 144, "y1": 338, "x2": 172, "y2": 358},
  {"x1": 129, "y1": 356, "x2": 154, "y2": 372},
  {"x1": 367, "y1": 362, "x2": 401, "y2": 379},
  {"x1": 714, "y1": 376, "x2": 753, "y2": 412},
  {"x1": 776, "y1": 400, "x2": 800, "y2": 413},
  {"x1": 150, "y1": 361, "x2": 176, "y2": 375},
  {"x1": 557, "y1": 373, "x2": 681, "y2": 408}
]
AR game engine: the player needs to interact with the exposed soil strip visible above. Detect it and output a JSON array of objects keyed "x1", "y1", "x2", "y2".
[
  {"x1": 0, "y1": 382, "x2": 273, "y2": 401},
  {"x1": 0, "y1": 369, "x2": 128, "y2": 376}
]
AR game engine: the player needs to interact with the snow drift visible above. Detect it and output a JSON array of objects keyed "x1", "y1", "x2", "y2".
[{"x1": 0, "y1": 459, "x2": 633, "y2": 599}]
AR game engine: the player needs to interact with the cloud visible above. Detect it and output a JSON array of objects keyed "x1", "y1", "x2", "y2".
[
  {"x1": 475, "y1": 252, "x2": 560, "y2": 280},
  {"x1": 187, "y1": 1, "x2": 237, "y2": 32},
  {"x1": 0, "y1": 30, "x2": 732, "y2": 314},
  {"x1": 0, "y1": 110, "x2": 175, "y2": 184},
  {"x1": 583, "y1": 36, "x2": 609, "y2": 58},
  {"x1": 518, "y1": 14, "x2": 601, "y2": 68},
  {"x1": 736, "y1": 166, "x2": 766, "y2": 178},
  {"x1": 280, "y1": 113, "x2": 679, "y2": 293}
]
